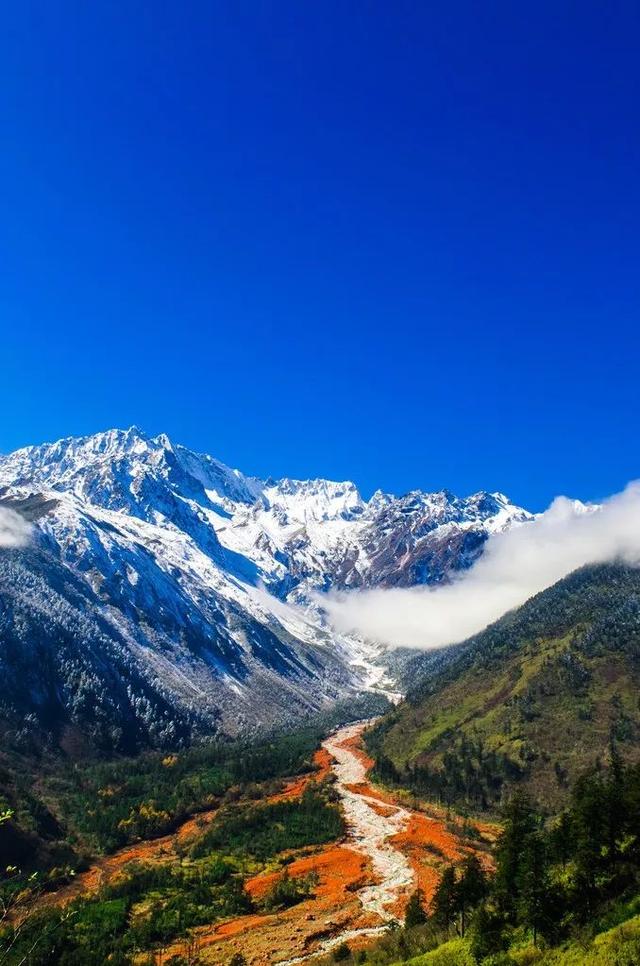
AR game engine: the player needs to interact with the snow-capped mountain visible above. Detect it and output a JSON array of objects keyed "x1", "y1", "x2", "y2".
[{"x1": 0, "y1": 428, "x2": 532, "y2": 751}]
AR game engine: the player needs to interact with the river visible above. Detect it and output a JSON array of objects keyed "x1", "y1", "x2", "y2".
[{"x1": 279, "y1": 721, "x2": 417, "y2": 963}]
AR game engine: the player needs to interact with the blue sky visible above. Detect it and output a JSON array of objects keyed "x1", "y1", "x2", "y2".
[{"x1": 1, "y1": 2, "x2": 638, "y2": 511}]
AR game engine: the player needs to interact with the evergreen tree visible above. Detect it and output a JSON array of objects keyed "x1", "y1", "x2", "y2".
[
  {"x1": 455, "y1": 854, "x2": 487, "y2": 937},
  {"x1": 515, "y1": 831, "x2": 551, "y2": 945},
  {"x1": 469, "y1": 904, "x2": 507, "y2": 963},
  {"x1": 404, "y1": 889, "x2": 428, "y2": 929},
  {"x1": 606, "y1": 736, "x2": 626, "y2": 863},
  {"x1": 548, "y1": 810, "x2": 573, "y2": 868},
  {"x1": 493, "y1": 790, "x2": 537, "y2": 919},
  {"x1": 333, "y1": 942, "x2": 351, "y2": 962},
  {"x1": 431, "y1": 865, "x2": 457, "y2": 932},
  {"x1": 570, "y1": 769, "x2": 609, "y2": 917}
]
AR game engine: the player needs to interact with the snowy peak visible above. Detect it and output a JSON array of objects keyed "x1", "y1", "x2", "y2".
[
  {"x1": 1, "y1": 427, "x2": 530, "y2": 538},
  {"x1": 0, "y1": 427, "x2": 534, "y2": 744},
  {"x1": 0, "y1": 427, "x2": 257, "y2": 528},
  {"x1": 261, "y1": 477, "x2": 365, "y2": 524},
  {"x1": 0, "y1": 427, "x2": 532, "y2": 596}
]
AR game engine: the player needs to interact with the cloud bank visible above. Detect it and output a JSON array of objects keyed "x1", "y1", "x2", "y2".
[
  {"x1": 0, "y1": 507, "x2": 33, "y2": 548},
  {"x1": 322, "y1": 482, "x2": 640, "y2": 650}
]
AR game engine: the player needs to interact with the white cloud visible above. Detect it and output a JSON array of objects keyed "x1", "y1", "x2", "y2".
[
  {"x1": 0, "y1": 507, "x2": 33, "y2": 548},
  {"x1": 322, "y1": 482, "x2": 640, "y2": 649}
]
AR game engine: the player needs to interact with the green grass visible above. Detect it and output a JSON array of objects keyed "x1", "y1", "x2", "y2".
[
  {"x1": 396, "y1": 939, "x2": 474, "y2": 966},
  {"x1": 390, "y1": 915, "x2": 640, "y2": 966},
  {"x1": 507, "y1": 914, "x2": 640, "y2": 964}
]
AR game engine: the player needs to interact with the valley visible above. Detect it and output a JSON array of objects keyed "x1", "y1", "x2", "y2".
[
  {"x1": 16, "y1": 722, "x2": 493, "y2": 966},
  {"x1": 3, "y1": 431, "x2": 640, "y2": 965},
  {"x1": 4, "y1": 560, "x2": 640, "y2": 965},
  {"x1": 2, "y1": 2, "x2": 638, "y2": 959},
  {"x1": 157, "y1": 722, "x2": 492, "y2": 965}
]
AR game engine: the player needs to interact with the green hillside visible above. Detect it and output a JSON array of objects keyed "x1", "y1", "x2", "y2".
[{"x1": 370, "y1": 563, "x2": 640, "y2": 811}]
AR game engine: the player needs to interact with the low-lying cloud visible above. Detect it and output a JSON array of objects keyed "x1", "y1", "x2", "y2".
[
  {"x1": 0, "y1": 507, "x2": 33, "y2": 548},
  {"x1": 322, "y1": 482, "x2": 640, "y2": 650}
]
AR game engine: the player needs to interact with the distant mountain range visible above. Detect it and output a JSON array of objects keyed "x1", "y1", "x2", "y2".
[{"x1": 0, "y1": 427, "x2": 531, "y2": 752}]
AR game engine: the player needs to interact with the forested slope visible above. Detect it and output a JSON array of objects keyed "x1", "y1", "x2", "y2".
[{"x1": 369, "y1": 563, "x2": 640, "y2": 810}]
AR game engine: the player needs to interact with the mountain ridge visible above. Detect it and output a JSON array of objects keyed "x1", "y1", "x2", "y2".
[
  {"x1": 0, "y1": 427, "x2": 532, "y2": 750},
  {"x1": 1, "y1": 425, "x2": 524, "y2": 526}
]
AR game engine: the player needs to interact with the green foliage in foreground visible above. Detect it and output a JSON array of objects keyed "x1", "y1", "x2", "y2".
[
  {"x1": 314, "y1": 751, "x2": 640, "y2": 966},
  {"x1": 0, "y1": 854, "x2": 251, "y2": 966},
  {"x1": 452, "y1": 751, "x2": 640, "y2": 960},
  {"x1": 396, "y1": 910, "x2": 640, "y2": 964},
  {"x1": 0, "y1": 780, "x2": 339, "y2": 966}
]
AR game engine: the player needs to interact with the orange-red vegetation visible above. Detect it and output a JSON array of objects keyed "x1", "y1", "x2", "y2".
[
  {"x1": 389, "y1": 808, "x2": 494, "y2": 918},
  {"x1": 336, "y1": 732, "x2": 375, "y2": 771},
  {"x1": 37, "y1": 726, "x2": 497, "y2": 966},
  {"x1": 157, "y1": 845, "x2": 379, "y2": 965},
  {"x1": 366, "y1": 800, "x2": 398, "y2": 818},
  {"x1": 312, "y1": 746, "x2": 333, "y2": 780},
  {"x1": 265, "y1": 748, "x2": 333, "y2": 804},
  {"x1": 245, "y1": 844, "x2": 372, "y2": 902},
  {"x1": 36, "y1": 807, "x2": 218, "y2": 915}
]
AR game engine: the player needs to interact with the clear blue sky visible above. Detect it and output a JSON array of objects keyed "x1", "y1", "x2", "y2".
[{"x1": 2, "y1": 2, "x2": 639, "y2": 511}]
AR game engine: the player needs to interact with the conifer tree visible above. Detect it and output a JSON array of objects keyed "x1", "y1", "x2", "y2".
[
  {"x1": 404, "y1": 888, "x2": 428, "y2": 929},
  {"x1": 456, "y1": 854, "x2": 487, "y2": 937},
  {"x1": 469, "y1": 903, "x2": 507, "y2": 962},
  {"x1": 494, "y1": 790, "x2": 537, "y2": 919},
  {"x1": 515, "y1": 831, "x2": 550, "y2": 945},
  {"x1": 432, "y1": 865, "x2": 457, "y2": 932}
]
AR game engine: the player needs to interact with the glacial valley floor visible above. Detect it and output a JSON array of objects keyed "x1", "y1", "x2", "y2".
[{"x1": 37, "y1": 722, "x2": 497, "y2": 965}]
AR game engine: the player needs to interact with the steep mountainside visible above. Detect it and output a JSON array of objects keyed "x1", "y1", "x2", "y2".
[
  {"x1": 0, "y1": 427, "x2": 531, "y2": 749},
  {"x1": 371, "y1": 563, "x2": 640, "y2": 811}
]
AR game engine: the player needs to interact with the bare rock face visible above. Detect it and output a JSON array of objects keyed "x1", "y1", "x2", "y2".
[{"x1": 0, "y1": 428, "x2": 532, "y2": 749}]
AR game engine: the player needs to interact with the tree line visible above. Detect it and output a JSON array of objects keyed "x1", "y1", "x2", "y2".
[{"x1": 414, "y1": 743, "x2": 640, "y2": 961}]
